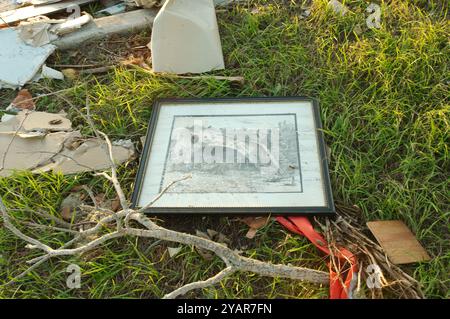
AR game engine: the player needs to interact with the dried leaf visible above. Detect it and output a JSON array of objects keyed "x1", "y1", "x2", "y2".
[
  {"x1": 240, "y1": 216, "x2": 270, "y2": 239},
  {"x1": 110, "y1": 195, "x2": 121, "y2": 212},
  {"x1": 94, "y1": 193, "x2": 106, "y2": 206},
  {"x1": 10, "y1": 89, "x2": 35, "y2": 110},
  {"x1": 61, "y1": 68, "x2": 79, "y2": 80}
]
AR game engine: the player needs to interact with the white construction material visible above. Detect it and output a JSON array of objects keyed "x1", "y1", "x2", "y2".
[
  {"x1": 150, "y1": 0, "x2": 225, "y2": 74},
  {"x1": 17, "y1": 20, "x2": 58, "y2": 46},
  {"x1": 54, "y1": 9, "x2": 158, "y2": 49},
  {"x1": 50, "y1": 12, "x2": 92, "y2": 35},
  {"x1": 41, "y1": 65, "x2": 65, "y2": 80},
  {"x1": 0, "y1": 0, "x2": 95, "y2": 25},
  {"x1": 0, "y1": 111, "x2": 135, "y2": 177},
  {"x1": 0, "y1": 28, "x2": 55, "y2": 89}
]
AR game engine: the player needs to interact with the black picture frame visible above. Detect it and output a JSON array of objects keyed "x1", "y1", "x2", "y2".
[{"x1": 131, "y1": 97, "x2": 335, "y2": 215}]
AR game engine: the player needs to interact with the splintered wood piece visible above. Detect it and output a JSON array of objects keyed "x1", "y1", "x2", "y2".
[{"x1": 367, "y1": 220, "x2": 431, "y2": 265}]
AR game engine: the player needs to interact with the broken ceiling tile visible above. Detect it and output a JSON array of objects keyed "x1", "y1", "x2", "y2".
[
  {"x1": 150, "y1": 0, "x2": 225, "y2": 74},
  {"x1": 0, "y1": 28, "x2": 55, "y2": 89},
  {"x1": 367, "y1": 220, "x2": 431, "y2": 265}
]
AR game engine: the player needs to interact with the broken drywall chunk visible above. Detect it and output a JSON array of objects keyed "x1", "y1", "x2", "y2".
[
  {"x1": 0, "y1": 28, "x2": 55, "y2": 89},
  {"x1": 0, "y1": 110, "x2": 135, "y2": 177},
  {"x1": 150, "y1": 0, "x2": 225, "y2": 74},
  {"x1": 35, "y1": 138, "x2": 135, "y2": 174},
  {"x1": 16, "y1": 110, "x2": 72, "y2": 132},
  {"x1": 328, "y1": 0, "x2": 348, "y2": 16},
  {"x1": 0, "y1": 131, "x2": 69, "y2": 177}
]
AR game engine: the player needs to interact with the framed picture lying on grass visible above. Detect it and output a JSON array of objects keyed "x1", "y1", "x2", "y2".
[{"x1": 131, "y1": 97, "x2": 334, "y2": 215}]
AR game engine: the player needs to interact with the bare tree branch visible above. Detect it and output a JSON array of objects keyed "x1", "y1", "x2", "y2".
[{"x1": 163, "y1": 266, "x2": 236, "y2": 299}]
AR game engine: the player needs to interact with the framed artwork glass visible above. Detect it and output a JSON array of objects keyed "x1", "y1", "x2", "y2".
[{"x1": 131, "y1": 97, "x2": 334, "y2": 215}]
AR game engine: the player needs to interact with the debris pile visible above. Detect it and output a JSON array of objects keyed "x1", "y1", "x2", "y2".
[{"x1": 0, "y1": 0, "x2": 231, "y2": 88}]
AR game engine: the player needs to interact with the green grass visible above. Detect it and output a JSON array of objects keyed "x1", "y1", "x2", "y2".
[{"x1": 0, "y1": 0, "x2": 448, "y2": 298}]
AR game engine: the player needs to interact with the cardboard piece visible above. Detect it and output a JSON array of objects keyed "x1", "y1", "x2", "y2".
[
  {"x1": 150, "y1": 0, "x2": 225, "y2": 74},
  {"x1": 367, "y1": 220, "x2": 431, "y2": 265}
]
